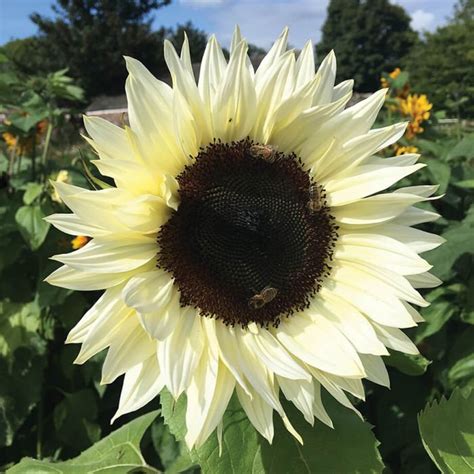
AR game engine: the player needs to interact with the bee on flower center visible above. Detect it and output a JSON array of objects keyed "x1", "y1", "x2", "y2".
[
  {"x1": 248, "y1": 286, "x2": 279, "y2": 309},
  {"x1": 249, "y1": 144, "x2": 278, "y2": 162}
]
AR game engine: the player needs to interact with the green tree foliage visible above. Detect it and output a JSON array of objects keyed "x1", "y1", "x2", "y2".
[
  {"x1": 317, "y1": 0, "x2": 418, "y2": 91},
  {"x1": 404, "y1": 0, "x2": 474, "y2": 117},
  {"x1": 29, "y1": 0, "x2": 171, "y2": 97}
]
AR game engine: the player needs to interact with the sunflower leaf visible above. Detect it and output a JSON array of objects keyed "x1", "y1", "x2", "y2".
[
  {"x1": 418, "y1": 388, "x2": 474, "y2": 473},
  {"x1": 386, "y1": 350, "x2": 431, "y2": 376},
  {"x1": 8, "y1": 410, "x2": 160, "y2": 473},
  {"x1": 160, "y1": 389, "x2": 384, "y2": 473},
  {"x1": 14, "y1": 204, "x2": 50, "y2": 250}
]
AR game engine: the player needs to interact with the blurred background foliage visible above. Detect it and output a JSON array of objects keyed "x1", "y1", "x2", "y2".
[{"x1": 0, "y1": 0, "x2": 473, "y2": 472}]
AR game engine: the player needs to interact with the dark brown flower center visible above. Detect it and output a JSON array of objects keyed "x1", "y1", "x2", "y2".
[{"x1": 157, "y1": 139, "x2": 337, "y2": 327}]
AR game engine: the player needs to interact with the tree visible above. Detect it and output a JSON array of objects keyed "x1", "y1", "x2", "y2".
[
  {"x1": 317, "y1": 0, "x2": 418, "y2": 91},
  {"x1": 30, "y1": 0, "x2": 171, "y2": 97},
  {"x1": 404, "y1": 0, "x2": 474, "y2": 117}
]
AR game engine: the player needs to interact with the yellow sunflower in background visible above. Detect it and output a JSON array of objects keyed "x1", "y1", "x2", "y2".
[{"x1": 46, "y1": 27, "x2": 443, "y2": 449}]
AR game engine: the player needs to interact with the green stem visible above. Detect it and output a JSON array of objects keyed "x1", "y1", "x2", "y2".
[
  {"x1": 41, "y1": 121, "x2": 54, "y2": 178},
  {"x1": 36, "y1": 396, "x2": 43, "y2": 459},
  {"x1": 31, "y1": 135, "x2": 36, "y2": 181},
  {"x1": 8, "y1": 143, "x2": 18, "y2": 177}
]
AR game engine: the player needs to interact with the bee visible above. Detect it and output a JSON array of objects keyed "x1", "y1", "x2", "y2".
[
  {"x1": 248, "y1": 286, "x2": 278, "y2": 309},
  {"x1": 307, "y1": 185, "x2": 322, "y2": 213},
  {"x1": 249, "y1": 144, "x2": 278, "y2": 162}
]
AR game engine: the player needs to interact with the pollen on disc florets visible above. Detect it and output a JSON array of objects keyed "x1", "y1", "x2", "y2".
[{"x1": 157, "y1": 138, "x2": 338, "y2": 327}]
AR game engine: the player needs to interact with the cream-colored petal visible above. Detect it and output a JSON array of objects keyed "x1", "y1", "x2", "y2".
[
  {"x1": 138, "y1": 291, "x2": 181, "y2": 341},
  {"x1": 92, "y1": 158, "x2": 158, "y2": 196},
  {"x1": 278, "y1": 376, "x2": 315, "y2": 425},
  {"x1": 198, "y1": 34, "x2": 227, "y2": 111},
  {"x1": 312, "y1": 380, "x2": 334, "y2": 428},
  {"x1": 393, "y1": 206, "x2": 440, "y2": 226},
  {"x1": 45, "y1": 213, "x2": 108, "y2": 237},
  {"x1": 75, "y1": 303, "x2": 135, "y2": 365},
  {"x1": 185, "y1": 351, "x2": 235, "y2": 449},
  {"x1": 164, "y1": 40, "x2": 212, "y2": 145},
  {"x1": 51, "y1": 181, "x2": 131, "y2": 232},
  {"x1": 212, "y1": 39, "x2": 257, "y2": 142},
  {"x1": 325, "y1": 163, "x2": 424, "y2": 207},
  {"x1": 112, "y1": 355, "x2": 164, "y2": 423},
  {"x1": 312, "y1": 50, "x2": 336, "y2": 105},
  {"x1": 83, "y1": 115, "x2": 132, "y2": 162},
  {"x1": 332, "y1": 79, "x2": 353, "y2": 101},
  {"x1": 359, "y1": 354, "x2": 390, "y2": 388},
  {"x1": 329, "y1": 276, "x2": 417, "y2": 329},
  {"x1": 254, "y1": 27, "x2": 289, "y2": 87},
  {"x1": 67, "y1": 285, "x2": 127, "y2": 344},
  {"x1": 159, "y1": 308, "x2": 204, "y2": 398},
  {"x1": 407, "y1": 272, "x2": 442, "y2": 289},
  {"x1": 242, "y1": 325, "x2": 311, "y2": 381},
  {"x1": 101, "y1": 321, "x2": 156, "y2": 384},
  {"x1": 324, "y1": 373, "x2": 365, "y2": 400},
  {"x1": 237, "y1": 384, "x2": 274, "y2": 443},
  {"x1": 122, "y1": 269, "x2": 175, "y2": 315},
  {"x1": 295, "y1": 39, "x2": 315, "y2": 89},
  {"x1": 124, "y1": 57, "x2": 183, "y2": 177},
  {"x1": 335, "y1": 233, "x2": 431, "y2": 275},
  {"x1": 211, "y1": 320, "x2": 253, "y2": 396},
  {"x1": 372, "y1": 323, "x2": 420, "y2": 355},
  {"x1": 45, "y1": 264, "x2": 143, "y2": 291},
  {"x1": 116, "y1": 194, "x2": 169, "y2": 234},
  {"x1": 52, "y1": 235, "x2": 157, "y2": 274},
  {"x1": 372, "y1": 224, "x2": 445, "y2": 254},
  {"x1": 275, "y1": 313, "x2": 366, "y2": 377},
  {"x1": 316, "y1": 290, "x2": 388, "y2": 355},
  {"x1": 333, "y1": 191, "x2": 425, "y2": 226},
  {"x1": 310, "y1": 369, "x2": 363, "y2": 419}
]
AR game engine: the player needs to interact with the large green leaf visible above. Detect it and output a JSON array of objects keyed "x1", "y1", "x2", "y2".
[
  {"x1": 424, "y1": 220, "x2": 474, "y2": 280},
  {"x1": 415, "y1": 300, "x2": 457, "y2": 343},
  {"x1": 418, "y1": 389, "x2": 474, "y2": 473},
  {"x1": 386, "y1": 350, "x2": 431, "y2": 376},
  {"x1": 53, "y1": 389, "x2": 101, "y2": 452},
  {"x1": 22, "y1": 182, "x2": 43, "y2": 205},
  {"x1": 0, "y1": 347, "x2": 46, "y2": 447},
  {"x1": 15, "y1": 204, "x2": 50, "y2": 250},
  {"x1": 447, "y1": 134, "x2": 474, "y2": 160},
  {"x1": 8, "y1": 410, "x2": 160, "y2": 473},
  {"x1": 0, "y1": 300, "x2": 42, "y2": 356},
  {"x1": 161, "y1": 389, "x2": 384, "y2": 473}
]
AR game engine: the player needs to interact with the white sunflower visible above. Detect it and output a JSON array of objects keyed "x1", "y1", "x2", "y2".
[{"x1": 46, "y1": 27, "x2": 443, "y2": 449}]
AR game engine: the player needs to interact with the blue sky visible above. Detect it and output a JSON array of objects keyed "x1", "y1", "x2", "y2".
[{"x1": 0, "y1": 0, "x2": 457, "y2": 49}]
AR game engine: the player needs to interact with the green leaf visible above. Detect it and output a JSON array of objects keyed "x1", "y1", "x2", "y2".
[
  {"x1": 418, "y1": 388, "x2": 474, "y2": 473},
  {"x1": 386, "y1": 350, "x2": 431, "y2": 376},
  {"x1": 447, "y1": 134, "x2": 474, "y2": 160},
  {"x1": 0, "y1": 300, "x2": 42, "y2": 356},
  {"x1": 455, "y1": 179, "x2": 474, "y2": 189},
  {"x1": 0, "y1": 347, "x2": 46, "y2": 447},
  {"x1": 415, "y1": 300, "x2": 457, "y2": 343},
  {"x1": 425, "y1": 220, "x2": 474, "y2": 280},
  {"x1": 9, "y1": 109, "x2": 48, "y2": 133},
  {"x1": 8, "y1": 410, "x2": 160, "y2": 473},
  {"x1": 151, "y1": 420, "x2": 182, "y2": 470},
  {"x1": 448, "y1": 355, "x2": 474, "y2": 387},
  {"x1": 22, "y1": 182, "x2": 43, "y2": 205},
  {"x1": 161, "y1": 389, "x2": 384, "y2": 473},
  {"x1": 15, "y1": 204, "x2": 50, "y2": 250},
  {"x1": 424, "y1": 158, "x2": 451, "y2": 194},
  {"x1": 53, "y1": 389, "x2": 100, "y2": 451}
]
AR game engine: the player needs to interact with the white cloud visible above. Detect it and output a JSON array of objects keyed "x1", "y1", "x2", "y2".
[
  {"x1": 410, "y1": 9, "x2": 436, "y2": 32},
  {"x1": 210, "y1": 0, "x2": 329, "y2": 50},
  {"x1": 180, "y1": 0, "x2": 224, "y2": 5}
]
